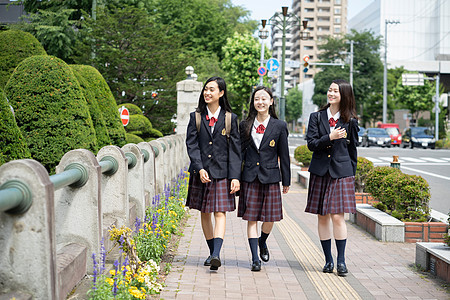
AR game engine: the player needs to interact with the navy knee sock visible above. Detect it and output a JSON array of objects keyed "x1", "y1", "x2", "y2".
[
  {"x1": 320, "y1": 239, "x2": 333, "y2": 264},
  {"x1": 248, "y1": 238, "x2": 259, "y2": 262},
  {"x1": 211, "y1": 238, "x2": 223, "y2": 258},
  {"x1": 335, "y1": 239, "x2": 347, "y2": 264},
  {"x1": 259, "y1": 231, "x2": 270, "y2": 248},
  {"x1": 206, "y1": 238, "x2": 214, "y2": 255}
]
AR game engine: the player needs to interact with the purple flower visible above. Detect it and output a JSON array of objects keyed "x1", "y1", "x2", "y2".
[
  {"x1": 112, "y1": 260, "x2": 119, "y2": 296},
  {"x1": 92, "y1": 253, "x2": 98, "y2": 290},
  {"x1": 135, "y1": 217, "x2": 142, "y2": 233},
  {"x1": 122, "y1": 255, "x2": 129, "y2": 276},
  {"x1": 100, "y1": 238, "x2": 106, "y2": 273}
]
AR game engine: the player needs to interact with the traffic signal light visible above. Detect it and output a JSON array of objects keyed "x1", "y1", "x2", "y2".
[{"x1": 303, "y1": 55, "x2": 310, "y2": 73}]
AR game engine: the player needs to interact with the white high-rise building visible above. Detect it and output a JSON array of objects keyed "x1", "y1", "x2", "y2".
[{"x1": 349, "y1": 0, "x2": 450, "y2": 73}]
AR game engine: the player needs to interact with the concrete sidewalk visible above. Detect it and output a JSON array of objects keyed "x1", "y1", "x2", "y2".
[{"x1": 160, "y1": 175, "x2": 449, "y2": 299}]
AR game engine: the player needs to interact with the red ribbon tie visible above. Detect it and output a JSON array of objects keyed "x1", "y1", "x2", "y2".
[
  {"x1": 206, "y1": 115, "x2": 217, "y2": 127},
  {"x1": 328, "y1": 118, "x2": 338, "y2": 127},
  {"x1": 256, "y1": 124, "x2": 266, "y2": 134}
]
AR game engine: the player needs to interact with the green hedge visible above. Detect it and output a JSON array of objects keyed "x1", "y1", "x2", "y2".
[
  {"x1": 79, "y1": 65, "x2": 126, "y2": 147},
  {"x1": 71, "y1": 65, "x2": 111, "y2": 148},
  {"x1": 119, "y1": 104, "x2": 163, "y2": 141},
  {"x1": 0, "y1": 30, "x2": 46, "y2": 89},
  {"x1": 294, "y1": 145, "x2": 312, "y2": 167},
  {"x1": 5, "y1": 55, "x2": 97, "y2": 173},
  {"x1": 0, "y1": 88, "x2": 31, "y2": 166},
  {"x1": 355, "y1": 157, "x2": 374, "y2": 192},
  {"x1": 367, "y1": 166, "x2": 430, "y2": 222},
  {"x1": 125, "y1": 133, "x2": 144, "y2": 144}
]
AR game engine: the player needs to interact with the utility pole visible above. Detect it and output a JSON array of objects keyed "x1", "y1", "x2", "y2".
[
  {"x1": 349, "y1": 40, "x2": 354, "y2": 87},
  {"x1": 383, "y1": 20, "x2": 400, "y2": 123}
]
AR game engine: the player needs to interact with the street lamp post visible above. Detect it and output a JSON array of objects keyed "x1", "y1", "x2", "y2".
[
  {"x1": 383, "y1": 19, "x2": 399, "y2": 123},
  {"x1": 269, "y1": 6, "x2": 309, "y2": 121},
  {"x1": 258, "y1": 20, "x2": 269, "y2": 86}
]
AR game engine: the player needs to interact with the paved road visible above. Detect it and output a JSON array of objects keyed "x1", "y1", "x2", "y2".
[{"x1": 288, "y1": 135, "x2": 450, "y2": 215}]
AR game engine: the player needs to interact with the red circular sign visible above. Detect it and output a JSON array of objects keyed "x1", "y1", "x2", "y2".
[
  {"x1": 257, "y1": 66, "x2": 267, "y2": 76},
  {"x1": 120, "y1": 107, "x2": 130, "y2": 126}
]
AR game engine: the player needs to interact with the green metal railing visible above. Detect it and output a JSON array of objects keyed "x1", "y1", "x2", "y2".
[{"x1": 0, "y1": 152, "x2": 144, "y2": 215}]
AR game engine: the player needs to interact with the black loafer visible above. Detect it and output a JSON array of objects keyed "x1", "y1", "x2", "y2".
[
  {"x1": 251, "y1": 260, "x2": 261, "y2": 272},
  {"x1": 322, "y1": 262, "x2": 334, "y2": 273},
  {"x1": 337, "y1": 263, "x2": 348, "y2": 276},
  {"x1": 210, "y1": 256, "x2": 221, "y2": 270},
  {"x1": 259, "y1": 240, "x2": 270, "y2": 262},
  {"x1": 204, "y1": 255, "x2": 212, "y2": 266}
]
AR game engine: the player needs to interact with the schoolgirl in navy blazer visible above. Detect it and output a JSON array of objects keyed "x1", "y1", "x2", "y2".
[
  {"x1": 238, "y1": 86, "x2": 290, "y2": 272},
  {"x1": 185, "y1": 77, "x2": 240, "y2": 271}
]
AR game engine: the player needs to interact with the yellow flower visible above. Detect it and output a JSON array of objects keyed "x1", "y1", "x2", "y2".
[
  {"x1": 105, "y1": 278, "x2": 114, "y2": 285},
  {"x1": 110, "y1": 270, "x2": 116, "y2": 276}
]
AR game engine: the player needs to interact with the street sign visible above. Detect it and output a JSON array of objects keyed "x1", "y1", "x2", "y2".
[
  {"x1": 402, "y1": 73, "x2": 424, "y2": 86},
  {"x1": 286, "y1": 60, "x2": 300, "y2": 68},
  {"x1": 257, "y1": 66, "x2": 267, "y2": 76},
  {"x1": 266, "y1": 58, "x2": 280, "y2": 72},
  {"x1": 268, "y1": 70, "x2": 278, "y2": 78},
  {"x1": 119, "y1": 106, "x2": 130, "y2": 126}
]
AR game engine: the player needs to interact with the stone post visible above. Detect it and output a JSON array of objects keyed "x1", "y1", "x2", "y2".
[
  {"x1": 0, "y1": 159, "x2": 58, "y2": 299},
  {"x1": 137, "y1": 142, "x2": 155, "y2": 208},
  {"x1": 176, "y1": 78, "x2": 202, "y2": 135},
  {"x1": 122, "y1": 143, "x2": 145, "y2": 223}
]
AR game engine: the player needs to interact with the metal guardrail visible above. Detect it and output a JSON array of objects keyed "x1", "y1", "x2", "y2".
[{"x1": 0, "y1": 152, "x2": 142, "y2": 215}]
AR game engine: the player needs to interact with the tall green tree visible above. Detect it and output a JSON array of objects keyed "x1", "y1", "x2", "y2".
[
  {"x1": 393, "y1": 75, "x2": 436, "y2": 120},
  {"x1": 221, "y1": 32, "x2": 271, "y2": 118},
  {"x1": 285, "y1": 88, "x2": 302, "y2": 123},
  {"x1": 312, "y1": 30, "x2": 384, "y2": 125},
  {"x1": 74, "y1": 6, "x2": 184, "y2": 135}
]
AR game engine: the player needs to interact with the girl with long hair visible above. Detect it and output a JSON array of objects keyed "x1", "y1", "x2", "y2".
[
  {"x1": 185, "y1": 77, "x2": 241, "y2": 271},
  {"x1": 238, "y1": 86, "x2": 290, "y2": 271},
  {"x1": 305, "y1": 79, "x2": 359, "y2": 276}
]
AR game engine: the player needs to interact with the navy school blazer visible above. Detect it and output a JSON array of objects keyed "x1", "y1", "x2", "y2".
[
  {"x1": 186, "y1": 110, "x2": 241, "y2": 180},
  {"x1": 240, "y1": 118, "x2": 291, "y2": 187},
  {"x1": 306, "y1": 110, "x2": 359, "y2": 179}
]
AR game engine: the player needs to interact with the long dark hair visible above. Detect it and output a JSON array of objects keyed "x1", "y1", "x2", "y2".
[
  {"x1": 319, "y1": 79, "x2": 357, "y2": 123},
  {"x1": 195, "y1": 77, "x2": 232, "y2": 113},
  {"x1": 242, "y1": 86, "x2": 278, "y2": 139}
]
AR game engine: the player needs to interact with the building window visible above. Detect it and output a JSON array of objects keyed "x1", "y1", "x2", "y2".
[
  {"x1": 335, "y1": 0, "x2": 341, "y2": 4},
  {"x1": 334, "y1": 17, "x2": 341, "y2": 24},
  {"x1": 305, "y1": 74, "x2": 313, "y2": 78},
  {"x1": 334, "y1": 8, "x2": 341, "y2": 14},
  {"x1": 318, "y1": 8, "x2": 330, "y2": 13},
  {"x1": 305, "y1": 8, "x2": 314, "y2": 13},
  {"x1": 334, "y1": 27, "x2": 341, "y2": 33},
  {"x1": 318, "y1": 17, "x2": 330, "y2": 22},
  {"x1": 304, "y1": 45, "x2": 314, "y2": 50}
]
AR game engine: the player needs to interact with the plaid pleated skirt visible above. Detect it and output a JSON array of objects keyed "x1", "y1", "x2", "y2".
[
  {"x1": 305, "y1": 173, "x2": 356, "y2": 215},
  {"x1": 238, "y1": 179, "x2": 283, "y2": 222},
  {"x1": 186, "y1": 174, "x2": 236, "y2": 213}
]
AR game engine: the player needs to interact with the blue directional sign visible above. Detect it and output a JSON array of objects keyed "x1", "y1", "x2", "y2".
[{"x1": 266, "y1": 58, "x2": 280, "y2": 72}]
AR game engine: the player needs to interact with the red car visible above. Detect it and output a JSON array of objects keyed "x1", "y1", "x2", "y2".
[{"x1": 377, "y1": 123, "x2": 402, "y2": 146}]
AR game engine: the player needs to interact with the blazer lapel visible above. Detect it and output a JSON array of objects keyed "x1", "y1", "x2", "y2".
[
  {"x1": 201, "y1": 112, "x2": 212, "y2": 137},
  {"x1": 212, "y1": 110, "x2": 225, "y2": 137},
  {"x1": 260, "y1": 117, "x2": 275, "y2": 147},
  {"x1": 320, "y1": 110, "x2": 331, "y2": 134}
]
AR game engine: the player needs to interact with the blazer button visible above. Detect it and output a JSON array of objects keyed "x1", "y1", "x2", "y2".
[
  {"x1": 257, "y1": 162, "x2": 260, "y2": 165},
  {"x1": 209, "y1": 141, "x2": 212, "y2": 145},
  {"x1": 208, "y1": 155, "x2": 211, "y2": 158},
  {"x1": 328, "y1": 155, "x2": 331, "y2": 158}
]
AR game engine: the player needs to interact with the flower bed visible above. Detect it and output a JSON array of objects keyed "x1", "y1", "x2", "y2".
[{"x1": 87, "y1": 169, "x2": 188, "y2": 299}]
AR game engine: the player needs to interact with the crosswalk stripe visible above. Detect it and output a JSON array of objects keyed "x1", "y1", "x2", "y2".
[
  {"x1": 420, "y1": 157, "x2": 447, "y2": 163},
  {"x1": 364, "y1": 157, "x2": 383, "y2": 163},
  {"x1": 400, "y1": 157, "x2": 427, "y2": 162}
]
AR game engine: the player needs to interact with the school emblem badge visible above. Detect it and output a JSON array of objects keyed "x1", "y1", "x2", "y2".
[
  {"x1": 269, "y1": 139, "x2": 275, "y2": 147},
  {"x1": 221, "y1": 128, "x2": 226, "y2": 136},
  {"x1": 343, "y1": 131, "x2": 347, "y2": 138}
]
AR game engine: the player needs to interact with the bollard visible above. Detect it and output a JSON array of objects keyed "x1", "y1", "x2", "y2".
[{"x1": 390, "y1": 155, "x2": 400, "y2": 169}]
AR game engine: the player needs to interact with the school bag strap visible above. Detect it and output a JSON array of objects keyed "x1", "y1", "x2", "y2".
[{"x1": 195, "y1": 111, "x2": 232, "y2": 142}]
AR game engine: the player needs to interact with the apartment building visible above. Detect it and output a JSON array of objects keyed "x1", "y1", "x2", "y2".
[{"x1": 291, "y1": 0, "x2": 348, "y2": 83}]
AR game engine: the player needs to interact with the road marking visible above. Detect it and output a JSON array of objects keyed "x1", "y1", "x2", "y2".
[
  {"x1": 420, "y1": 157, "x2": 447, "y2": 163},
  {"x1": 401, "y1": 166, "x2": 450, "y2": 181},
  {"x1": 400, "y1": 157, "x2": 427, "y2": 163},
  {"x1": 364, "y1": 157, "x2": 383, "y2": 163},
  {"x1": 277, "y1": 209, "x2": 362, "y2": 300},
  {"x1": 442, "y1": 158, "x2": 450, "y2": 162}
]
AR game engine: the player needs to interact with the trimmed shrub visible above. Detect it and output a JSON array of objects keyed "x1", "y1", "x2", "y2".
[
  {"x1": 0, "y1": 30, "x2": 46, "y2": 89},
  {"x1": 365, "y1": 166, "x2": 401, "y2": 201},
  {"x1": 0, "y1": 88, "x2": 31, "y2": 166},
  {"x1": 379, "y1": 172, "x2": 430, "y2": 222},
  {"x1": 294, "y1": 145, "x2": 312, "y2": 167},
  {"x1": 355, "y1": 157, "x2": 374, "y2": 192},
  {"x1": 126, "y1": 133, "x2": 144, "y2": 144},
  {"x1": 71, "y1": 65, "x2": 111, "y2": 148},
  {"x1": 78, "y1": 65, "x2": 126, "y2": 147},
  {"x1": 5, "y1": 55, "x2": 97, "y2": 173},
  {"x1": 119, "y1": 104, "x2": 163, "y2": 141}
]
